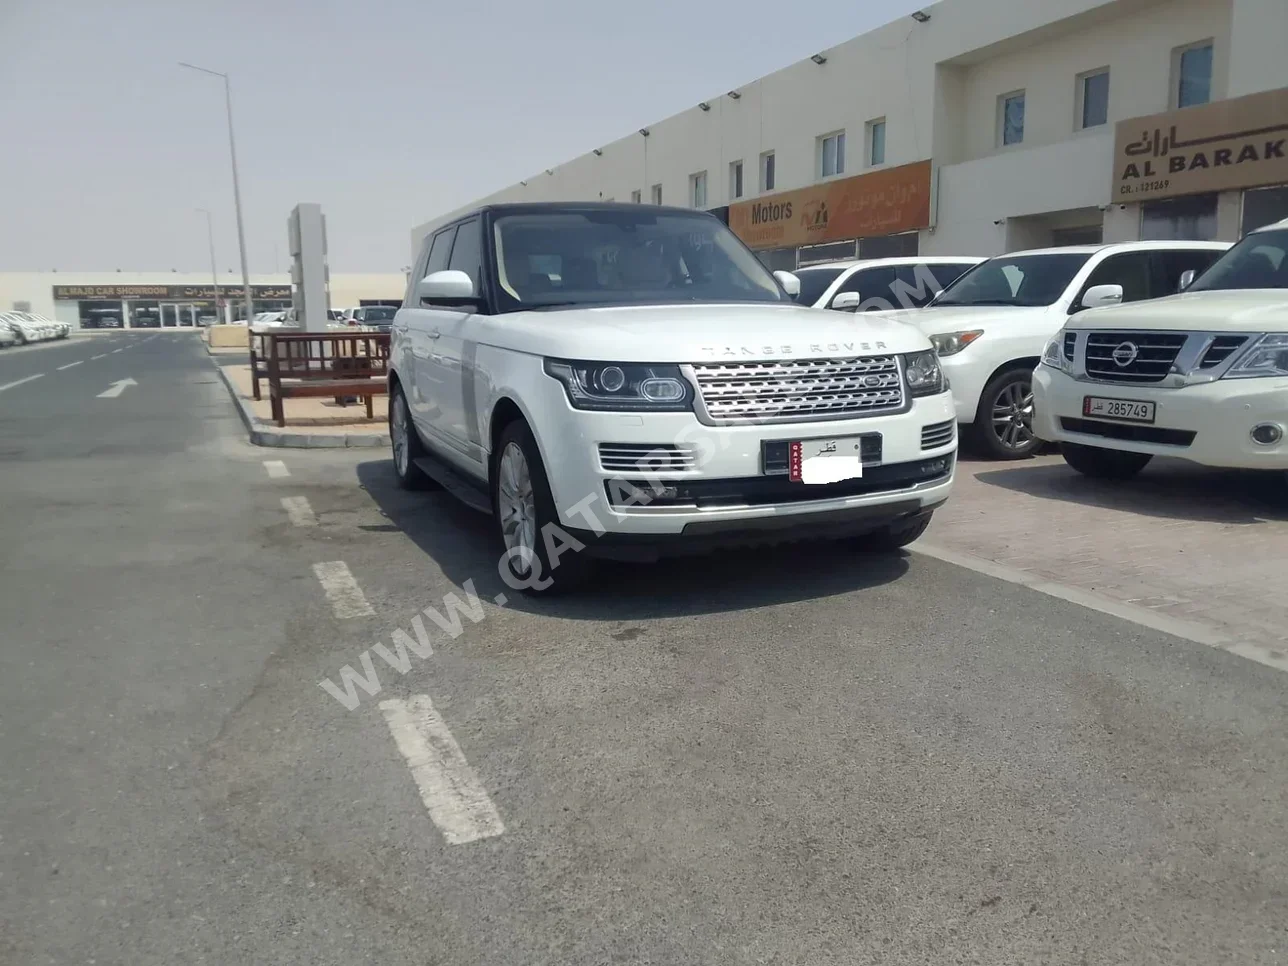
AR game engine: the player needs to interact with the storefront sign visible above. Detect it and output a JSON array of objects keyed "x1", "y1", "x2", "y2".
[
  {"x1": 1112, "y1": 86, "x2": 1288, "y2": 203},
  {"x1": 728, "y1": 160, "x2": 932, "y2": 250},
  {"x1": 52, "y1": 284, "x2": 293, "y2": 301}
]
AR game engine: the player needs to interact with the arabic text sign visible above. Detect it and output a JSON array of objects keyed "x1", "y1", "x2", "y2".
[
  {"x1": 728, "y1": 160, "x2": 932, "y2": 250},
  {"x1": 52, "y1": 284, "x2": 293, "y2": 301},
  {"x1": 1112, "y1": 86, "x2": 1288, "y2": 204}
]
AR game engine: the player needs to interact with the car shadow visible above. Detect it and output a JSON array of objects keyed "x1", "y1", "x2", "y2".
[
  {"x1": 971, "y1": 455, "x2": 1288, "y2": 525},
  {"x1": 354, "y1": 460, "x2": 911, "y2": 620}
]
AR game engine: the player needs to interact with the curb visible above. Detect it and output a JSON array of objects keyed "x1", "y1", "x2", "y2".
[{"x1": 210, "y1": 358, "x2": 390, "y2": 450}]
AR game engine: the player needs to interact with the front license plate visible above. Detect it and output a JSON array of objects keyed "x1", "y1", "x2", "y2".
[
  {"x1": 1083, "y1": 396, "x2": 1156, "y2": 424},
  {"x1": 790, "y1": 436, "x2": 866, "y2": 485}
]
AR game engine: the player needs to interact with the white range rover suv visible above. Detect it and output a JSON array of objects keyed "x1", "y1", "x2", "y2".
[
  {"x1": 388, "y1": 202, "x2": 958, "y2": 592},
  {"x1": 878, "y1": 240, "x2": 1229, "y2": 459},
  {"x1": 1034, "y1": 217, "x2": 1288, "y2": 482}
]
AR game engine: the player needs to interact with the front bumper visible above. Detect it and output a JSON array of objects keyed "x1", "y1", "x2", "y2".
[
  {"x1": 1033, "y1": 365, "x2": 1288, "y2": 470},
  {"x1": 533, "y1": 384, "x2": 958, "y2": 538}
]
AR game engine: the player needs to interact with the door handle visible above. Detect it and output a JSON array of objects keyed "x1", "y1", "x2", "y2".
[{"x1": 428, "y1": 329, "x2": 442, "y2": 340}]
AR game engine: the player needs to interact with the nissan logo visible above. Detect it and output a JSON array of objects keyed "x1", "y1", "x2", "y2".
[{"x1": 1111, "y1": 342, "x2": 1139, "y2": 367}]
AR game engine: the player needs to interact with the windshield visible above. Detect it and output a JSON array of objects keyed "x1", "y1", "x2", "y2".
[
  {"x1": 1187, "y1": 228, "x2": 1288, "y2": 291},
  {"x1": 934, "y1": 252, "x2": 1092, "y2": 307},
  {"x1": 793, "y1": 267, "x2": 846, "y2": 305},
  {"x1": 363, "y1": 305, "x2": 397, "y2": 321},
  {"x1": 491, "y1": 209, "x2": 786, "y2": 311}
]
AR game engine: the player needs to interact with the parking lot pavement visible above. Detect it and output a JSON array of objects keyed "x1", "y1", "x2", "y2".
[
  {"x1": 6, "y1": 344, "x2": 1288, "y2": 966},
  {"x1": 928, "y1": 455, "x2": 1288, "y2": 664}
]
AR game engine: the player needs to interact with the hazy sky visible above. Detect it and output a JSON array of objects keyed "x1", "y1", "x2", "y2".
[{"x1": 0, "y1": 0, "x2": 921, "y2": 274}]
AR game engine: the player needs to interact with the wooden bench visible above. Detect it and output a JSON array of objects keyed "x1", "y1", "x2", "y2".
[{"x1": 261, "y1": 331, "x2": 390, "y2": 427}]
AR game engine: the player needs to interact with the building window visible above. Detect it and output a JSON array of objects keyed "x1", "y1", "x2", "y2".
[
  {"x1": 999, "y1": 91, "x2": 1025, "y2": 146},
  {"x1": 867, "y1": 118, "x2": 886, "y2": 166},
  {"x1": 729, "y1": 160, "x2": 744, "y2": 199},
  {"x1": 1141, "y1": 193, "x2": 1218, "y2": 241},
  {"x1": 819, "y1": 131, "x2": 846, "y2": 178},
  {"x1": 1174, "y1": 41, "x2": 1214, "y2": 108},
  {"x1": 650, "y1": 183, "x2": 662, "y2": 205},
  {"x1": 760, "y1": 151, "x2": 776, "y2": 192},
  {"x1": 1241, "y1": 186, "x2": 1288, "y2": 235},
  {"x1": 858, "y1": 231, "x2": 919, "y2": 260},
  {"x1": 1077, "y1": 69, "x2": 1109, "y2": 129},
  {"x1": 630, "y1": 189, "x2": 642, "y2": 204},
  {"x1": 690, "y1": 171, "x2": 707, "y2": 208}
]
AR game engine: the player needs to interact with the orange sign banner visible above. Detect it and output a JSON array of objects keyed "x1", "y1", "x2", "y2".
[{"x1": 728, "y1": 159, "x2": 932, "y2": 250}]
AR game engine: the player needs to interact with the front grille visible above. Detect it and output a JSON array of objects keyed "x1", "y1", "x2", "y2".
[
  {"x1": 1062, "y1": 331, "x2": 1076, "y2": 363},
  {"x1": 690, "y1": 356, "x2": 905, "y2": 424},
  {"x1": 598, "y1": 443, "x2": 696, "y2": 473},
  {"x1": 1060, "y1": 417, "x2": 1196, "y2": 447},
  {"x1": 921, "y1": 420, "x2": 956, "y2": 450},
  {"x1": 1198, "y1": 335, "x2": 1249, "y2": 370},
  {"x1": 1084, "y1": 332, "x2": 1186, "y2": 383}
]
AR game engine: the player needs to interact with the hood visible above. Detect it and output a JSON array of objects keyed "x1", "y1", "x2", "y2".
[
  {"x1": 874, "y1": 304, "x2": 1047, "y2": 337},
  {"x1": 1073, "y1": 289, "x2": 1288, "y2": 332},
  {"x1": 470, "y1": 301, "x2": 932, "y2": 362}
]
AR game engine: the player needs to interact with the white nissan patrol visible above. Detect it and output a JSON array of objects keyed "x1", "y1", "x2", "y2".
[
  {"x1": 1034, "y1": 218, "x2": 1288, "y2": 482},
  {"x1": 389, "y1": 202, "x2": 957, "y2": 592}
]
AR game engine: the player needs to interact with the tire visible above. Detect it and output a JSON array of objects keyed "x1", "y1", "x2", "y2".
[
  {"x1": 970, "y1": 368, "x2": 1042, "y2": 460},
  {"x1": 389, "y1": 383, "x2": 438, "y2": 490},
  {"x1": 1061, "y1": 442, "x2": 1153, "y2": 481},
  {"x1": 850, "y1": 511, "x2": 934, "y2": 552},
  {"x1": 492, "y1": 419, "x2": 593, "y2": 595}
]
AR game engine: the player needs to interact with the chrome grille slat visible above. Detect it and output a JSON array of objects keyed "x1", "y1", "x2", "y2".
[
  {"x1": 598, "y1": 443, "x2": 696, "y2": 473},
  {"x1": 1083, "y1": 332, "x2": 1186, "y2": 384},
  {"x1": 921, "y1": 420, "x2": 956, "y2": 450},
  {"x1": 691, "y1": 356, "x2": 906, "y2": 423}
]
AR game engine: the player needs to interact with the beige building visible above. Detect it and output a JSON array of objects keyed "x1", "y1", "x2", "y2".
[{"x1": 0, "y1": 271, "x2": 406, "y2": 328}]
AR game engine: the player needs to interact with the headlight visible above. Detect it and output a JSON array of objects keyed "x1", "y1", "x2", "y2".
[
  {"x1": 543, "y1": 360, "x2": 694, "y2": 411},
  {"x1": 903, "y1": 349, "x2": 944, "y2": 397},
  {"x1": 1041, "y1": 333, "x2": 1071, "y2": 372},
  {"x1": 929, "y1": 330, "x2": 983, "y2": 356},
  {"x1": 1225, "y1": 334, "x2": 1288, "y2": 378}
]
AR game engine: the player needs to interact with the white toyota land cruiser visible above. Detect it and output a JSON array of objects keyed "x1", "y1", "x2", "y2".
[
  {"x1": 1034, "y1": 217, "x2": 1288, "y2": 482},
  {"x1": 388, "y1": 202, "x2": 957, "y2": 592}
]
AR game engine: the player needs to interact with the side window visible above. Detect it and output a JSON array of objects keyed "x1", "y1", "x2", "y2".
[
  {"x1": 425, "y1": 228, "x2": 456, "y2": 276},
  {"x1": 830, "y1": 266, "x2": 898, "y2": 310},
  {"x1": 447, "y1": 219, "x2": 482, "y2": 293},
  {"x1": 891, "y1": 264, "x2": 969, "y2": 308},
  {"x1": 1153, "y1": 248, "x2": 1222, "y2": 293},
  {"x1": 1075, "y1": 252, "x2": 1154, "y2": 310}
]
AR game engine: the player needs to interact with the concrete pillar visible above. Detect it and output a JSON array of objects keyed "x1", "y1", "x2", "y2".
[
  {"x1": 287, "y1": 203, "x2": 331, "y2": 333},
  {"x1": 1216, "y1": 190, "x2": 1243, "y2": 241},
  {"x1": 1102, "y1": 204, "x2": 1141, "y2": 243}
]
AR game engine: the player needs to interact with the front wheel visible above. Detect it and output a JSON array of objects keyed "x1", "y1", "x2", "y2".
[
  {"x1": 970, "y1": 369, "x2": 1041, "y2": 460},
  {"x1": 1061, "y1": 442, "x2": 1153, "y2": 481},
  {"x1": 492, "y1": 420, "x2": 593, "y2": 595},
  {"x1": 849, "y1": 511, "x2": 934, "y2": 552},
  {"x1": 389, "y1": 384, "x2": 437, "y2": 490}
]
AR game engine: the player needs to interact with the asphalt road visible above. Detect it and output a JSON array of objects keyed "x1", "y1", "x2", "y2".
[{"x1": 2, "y1": 333, "x2": 1285, "y2": 965}]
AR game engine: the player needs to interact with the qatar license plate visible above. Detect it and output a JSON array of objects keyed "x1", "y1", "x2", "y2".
[
  {"x1": 790, "y1": 436, "x2": 866, "y2": 485},
  {"x1": 1083, "y1": 396, "x2": 1156, "y2": 424}
]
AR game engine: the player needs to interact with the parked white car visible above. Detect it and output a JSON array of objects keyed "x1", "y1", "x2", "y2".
[
  {"x1": 390, "y1": 202, "x2": 957, "y2": 593},
  {"x1": 1034, "y1": 218, "x2": 1288, "y2": 481},
  {"x1": 794, "y1": 256, "x2": 984, "y2": 311},
  {"x1": 0, "y1": 322, "x2": 16, "y2": 348},
  {"x1": 0, "y1": 312, "x2": 64, "y2": 344},
  {"x1": 878, "y1": 240, "x2": 1230, "y2": 459}
]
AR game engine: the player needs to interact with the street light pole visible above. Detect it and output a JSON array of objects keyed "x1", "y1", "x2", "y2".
[
  {"x1": 196, "y1": 208, "x2": 221, "y2": 323},
  {"x1": 179, "y1": 61, "x2": 254, "y2": 326}
]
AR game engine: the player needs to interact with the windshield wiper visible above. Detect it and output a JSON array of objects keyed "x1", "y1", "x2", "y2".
[{"x1": 936, "y1": 298, "x2": 1025, "y2": 307}]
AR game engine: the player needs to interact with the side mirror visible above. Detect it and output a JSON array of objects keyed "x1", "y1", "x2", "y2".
[
  {"x1": 773, "y1": 270, "x2": 801, "y2": 299},
  {"x1": 416, "y1": 269, "x2": 477, "y2": 307},
  {"x1": 1081, "y1": 283, "x2": 1124, "y2": 310},
  {"x1": 1178, "y1": 269, "x2": 1197, "y2": 291},
  {"x1": 830, "y1": 291, "x2": 861, "y2": 312}
]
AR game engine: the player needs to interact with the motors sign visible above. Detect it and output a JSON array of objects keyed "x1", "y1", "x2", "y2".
[
  {"x1": 729, "y1": 160, "x2": 932, "y2": 250},
  {"x1": 1112, "y1": 86, "x2": 1288, "y2": 204},
  {"x1": 52, "y1": 284, "x2": 293, "y2": 301}
]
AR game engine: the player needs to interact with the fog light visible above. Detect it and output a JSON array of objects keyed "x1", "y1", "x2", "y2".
[{"x1": 1250, "y1": 423, "x2": 1284, "y2": 446}]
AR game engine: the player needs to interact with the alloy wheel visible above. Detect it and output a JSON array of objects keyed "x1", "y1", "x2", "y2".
[
  {"x1": 391, "y1": 394, "x2": 409, "y2": 475},
  {"x1": 990, "y1": 379, "x2": 1036, "y2": 453},
  {"x1": 498, "y1": 442, "x2": 537, "y2": 572}
]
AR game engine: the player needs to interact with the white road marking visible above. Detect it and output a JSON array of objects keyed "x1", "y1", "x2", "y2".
[
  {"x1": 97, "y1": 377, "x2": 137, "y2": 399},
  {"x1": 913, "y1": 542, "x2": 1288, "y2": 675},
  {"x1": 312, "y1": 561, "x2": 375, "y2": 618},
  {"x1": 263, "y1": 460, "x2": 290, "y2": 478},
  {"x1": 0, "y1": 374, "x2": 44, "y2": 393},
  {"x1": 110, "y1": 348, "x2": 122, "y2": 353},
  {"x1": 282, "y1": 495, "x2": 317, "y2": 527},
  {"x1": 91, "y1": 354, "x2": 108, "y2": 360},
  {"x1": 56, "y1": 361, "x2": 84, "y2": 370},
  {"x1": 379, "y1": 695, "x2": 505, "y2": 845}
]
